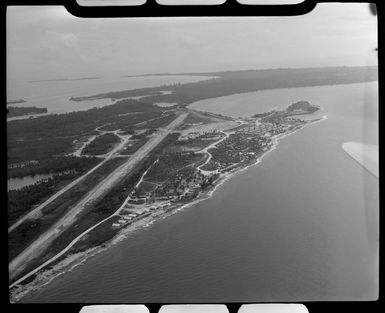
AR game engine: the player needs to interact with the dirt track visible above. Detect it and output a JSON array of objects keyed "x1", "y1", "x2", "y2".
[{"x1": 9, "y1": 112, "x2": 188, "y2": 282}]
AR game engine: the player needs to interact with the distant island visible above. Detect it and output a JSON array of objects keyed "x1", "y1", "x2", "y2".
[
  {"x1": 69, "y1": 66, "x2": 378, "y2": 106},
  {"x1": 7, "y1": 106, "x2": 48, "y2": 118},
  {"x1": 7, "y1": 99, "x2": 26, "y2": 105},
  {"x1": 30, "y1": 76, "x2": 103, "y2": 83}
]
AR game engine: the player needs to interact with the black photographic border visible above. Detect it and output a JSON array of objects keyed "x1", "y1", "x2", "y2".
[{"x1": 2, "y1": 1, "x2": 383, "y2": 312}]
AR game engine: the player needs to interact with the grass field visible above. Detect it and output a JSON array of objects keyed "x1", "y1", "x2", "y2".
[{"x1": 82, "y1": 133, "x2": 121, "y2": 155}]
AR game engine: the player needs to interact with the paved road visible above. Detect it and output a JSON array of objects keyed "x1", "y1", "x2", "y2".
[{"x1": 9, "y1": 113, "x2": 188, "y2": 282}]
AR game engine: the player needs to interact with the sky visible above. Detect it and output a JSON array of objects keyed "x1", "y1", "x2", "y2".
[{"x1": 7, "y1": 3, "x2": 378, "y2": 81}]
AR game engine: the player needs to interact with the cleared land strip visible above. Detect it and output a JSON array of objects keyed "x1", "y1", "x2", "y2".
[
  {"x1": 9, "y1": 163, "x2": 158, "y2": 289},
  {"x1": 9, "y1": 112, "x2": 188, "y2": 282},
  {"x1": 8, "y1": 133, "x2": 129, "y2": 233}
]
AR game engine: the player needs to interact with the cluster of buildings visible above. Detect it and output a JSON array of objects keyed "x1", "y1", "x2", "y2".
[
  {"x1": 111, "y1": 164, "x2": 220, "y2": 230},
  {"x1": 236, "y1": 121, "x2": 274, "y2": 137},
  {"x1": 127, "y1": 167, "x2": 209, "y2": 208},
  {"x1": 153, "y1": 169, "x2": 206, "y2": 201},
  {"x1": 239, "y1": 115, "x2": 306, "y2": 139},
  {"x1": 201, "y1": 124, "x2": 273, "y2": 172},
  {"x1": 266, "y1": 117, "x2": 305, "y2": 136},
  {"x1": 112, "y1": 206, "x2": 153, "y2": 228}
]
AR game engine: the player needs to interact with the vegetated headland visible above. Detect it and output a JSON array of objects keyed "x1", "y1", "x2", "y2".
[{"x1": 7, "y1": 66, "x2": 376, "y2": 302}]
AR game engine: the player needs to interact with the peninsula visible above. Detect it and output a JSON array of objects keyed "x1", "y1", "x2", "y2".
[{"x1": 8, "y1": 98, "x2": 323, "y2": 302}]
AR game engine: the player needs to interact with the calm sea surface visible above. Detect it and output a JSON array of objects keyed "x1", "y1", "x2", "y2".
[{"x1": 21, "y1": 82, "x2": 378, "y2": 302}]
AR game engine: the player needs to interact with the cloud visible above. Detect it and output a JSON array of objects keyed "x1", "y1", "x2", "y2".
[{"x1": 6, "y1": 3, "x2": 378, "y2": 81}]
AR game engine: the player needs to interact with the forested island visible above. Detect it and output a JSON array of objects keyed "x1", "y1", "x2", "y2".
[
  {"x1": 7, "y1": 106, "x2": 48, "y2": 118},
  {"x1": 69, "y1": 66, "x2": 378, "y2": 105}
]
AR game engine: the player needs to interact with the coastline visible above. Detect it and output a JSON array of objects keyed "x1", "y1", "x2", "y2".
[{"x1": 10, "y1": 115, "x2": 327, "y2": 303}]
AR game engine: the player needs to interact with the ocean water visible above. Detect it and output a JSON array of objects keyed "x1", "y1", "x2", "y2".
[
  {"x1": 20, "y1": 82, "x2": 378, "y2": 302},
  {"x1": 6, "y1": 75, "x2": 212, "y2": 116}
]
